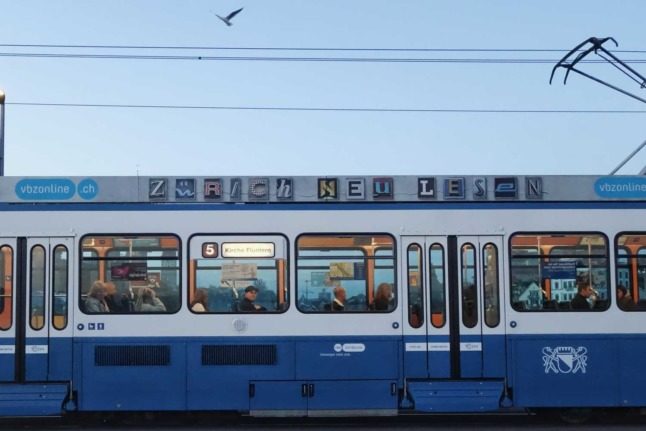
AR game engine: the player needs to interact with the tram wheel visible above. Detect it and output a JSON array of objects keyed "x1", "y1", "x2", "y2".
[{"x1": 558, "y1": 408, "x2": 593, "y2": 424}]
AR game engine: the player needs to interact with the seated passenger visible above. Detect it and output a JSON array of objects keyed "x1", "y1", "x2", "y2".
[
  {"x1": 570, "y1": 281, "x2": 597, "y2": 310},
  {"x1": 191, "y1": 288, "x2": 209, "y2": 312},
  {"x1": 85, "y1": 280, "x2": 110, "y2": 313},
  {"x1": 331, "y1": 286, "x2": 346, "y2": 311},
  {"x1": 372, "y1": 283, "x2": 393, "y2": 311},
  {"x1": 239, "y1": 285, "x2": 266, "y2": 312},
  {"x1": 104, "y1": 281, "x2": 133, "y2": 313},
  {"x1": 135, "y1": 287, "x2": 167, "y2": 312},
  {"x1": 617, "y1": 285, "x2": 635, "y2": 310}
]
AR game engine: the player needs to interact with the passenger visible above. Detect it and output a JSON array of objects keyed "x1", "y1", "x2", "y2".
[
  {"x1": 239, "y1": 285, "x2": 266, "y2": 312},
  {"x1": 135, "y1": 287, "x2": 166, "y2": 312},
  {"x1": 104, "y1": 281, "x2": 132, "y2": 313},
  {"x1": 85, "y1": 280, "x2": 110, "y2": 313},
  {"x1": 331, "y1": 286, "x2": 346, "y2": 311},
  {"x1": 191, "y1": 288, "x2": 209, "y2": 312},
  {"x1": 146, "y1": 276, "x2": 160, "y2": 289},
  {"x1": 373, "y1": 283, "x2": 393, "y2": 311},
  {"x1": 570, "y1": 281, "x2": 597, "y2": 310},
  {"x1": 409, "y1": 304, "x2": 422, "y2": 327},
  {"x1": 617, "y1": 285, "x2": 634, "y2": 310}
]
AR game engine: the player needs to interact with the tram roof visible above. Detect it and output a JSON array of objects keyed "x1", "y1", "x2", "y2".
[{"x1": 2, "y1": 175, "x2": 646, "y2": 204}]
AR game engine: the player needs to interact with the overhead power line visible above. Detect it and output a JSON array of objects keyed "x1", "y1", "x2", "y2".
[
  {"x1": 1, "y1": 52, "x2": 645, "y2": 64},
  {"x1": 0, "y1": 43, "x2": 644, "y2": 54},
  {"x1": 7, "y1": 101, "x2": 646, "y2": 114}
]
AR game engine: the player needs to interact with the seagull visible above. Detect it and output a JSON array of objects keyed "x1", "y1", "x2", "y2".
[{"x1": 214, "y1": 7, "x2": 243, "y2": 26}]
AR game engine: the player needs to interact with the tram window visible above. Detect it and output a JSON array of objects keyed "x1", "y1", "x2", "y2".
[
  {"x1": 615, "y1": 234, "x2": 646, "y2": 311},
  {"x1": 52, "y1": 245, "x2": 68, "y2": 330},
  {"x1": 407, "y1": 244, "x2": 424, "y2": 328},
  {"x1": 189, "y1": 236, "x2": 288, "y2": 313},
  {"x1": 483, "y1": 243, "x2": 500, "y2": 327},
  {"x1": 30, "y1": 245, "x2": 46, "y2": 330},
  {"x1": 510, "y1": 233, "x2": 609, "y2": 312},
  {"x1": 0, "y1": 246, "x2": 13, "y2": 331},
  {"x1": 80, "y1": 235, "x2": 181, "y2": 314},
  {"x1": 296, "y1": 234, "x2": 396, "y2": 313},
  {"x1": 461, "y1": 243, "x2": 478, "y2": 328},
  {"x1": 429, "y1": 244, "x2": 446, "y2": 328}
]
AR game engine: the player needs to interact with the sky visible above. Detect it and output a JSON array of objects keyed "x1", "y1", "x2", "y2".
[{"x1": 0, "y1": 0, "x2": 645, "y2": 177}]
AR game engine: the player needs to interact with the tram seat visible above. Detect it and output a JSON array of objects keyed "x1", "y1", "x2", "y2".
[
  {"x1": 210, "y1": 288, "x2": 234, "y2": 312},
  {"x1": 559, "y1": 301, "x2": 572, "y2": 310}
]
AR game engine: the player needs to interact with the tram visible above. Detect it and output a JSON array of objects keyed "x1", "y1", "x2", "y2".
[{"x1": 0, "y1": 174, "x2": 645, "y2": 418}]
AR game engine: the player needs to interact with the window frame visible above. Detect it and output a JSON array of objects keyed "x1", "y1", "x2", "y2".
[
  {"x1": 509, "y1": 231, "x2": 610, "y2": 312},
  {"x1": 79, "y1": 233, "x2": 182, "y2": 315},
  {"x1": 188, "y1": 233, "x2": 289, "y2": 314},
  {"x1": 615, "y1": 232, "x2": 646, "y2": 312},
  {"x1": 29, "y1": 244, "x2": 46, "y2": 330},
  {"x1": 0, "y1": 245, "x2": 13, "y2": 331},
  {"x1": 51, "y1": 244, "x2": 69, "y2": 330},
  {"x1": 295, "y1": 233, "x2": 397, "y2": 314},
  {"x1": 407, "y1": 243, "x2": 424, "y2": 328}
]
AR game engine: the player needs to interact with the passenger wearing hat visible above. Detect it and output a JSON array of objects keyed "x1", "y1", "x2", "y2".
[{"x1": 239, "y1": 285, "x2": 266, "y2": 312}]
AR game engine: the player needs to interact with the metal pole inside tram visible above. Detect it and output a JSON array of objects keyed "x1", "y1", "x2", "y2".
[{"x1": 0, "y1": 89, "x2": 5, "y2": 176}]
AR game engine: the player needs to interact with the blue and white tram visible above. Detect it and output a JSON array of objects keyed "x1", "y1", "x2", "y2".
[{"x1": 0, "y1": 174, "x2": 645, "y2": 417}]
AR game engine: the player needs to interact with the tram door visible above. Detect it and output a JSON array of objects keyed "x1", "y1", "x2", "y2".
[
  {"x1": 0, "y1": 239, "x2": 16, "y2": 381},
  {"x1": 403, "y1": 236, "x2": 506, "y2": 380},
  {"x1": 17, "y1": 237, "x2": 74, "y2": 382}
]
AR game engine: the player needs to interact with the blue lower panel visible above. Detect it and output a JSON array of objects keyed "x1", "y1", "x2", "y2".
[
  {"x1": 186, "y1": 340, "x2": 296, "y2": 410},
  {"x1": 0, "y1": 339, "x2": 14, "y2": 382},
  {"x1": 49, "y1": 338, "x2": 72, "y2": 381},
  {"x1": 78, "y1": 341, "x2": 187, "y2": 411},
  {"x1": 482, "y1": 335, "x2": 505, "y2": 378},
  {"x1": 250, "y1": 381, "x2": 307, "y2": 412},
  {"x1": 0, "y1": 383, "x2": 68, "y2": 416},
  {"x1": 25, "y1": 338, "x2": 49, "y2": 381},
  {"x1": 307, "y1": 380, "x2": 397, "y2": 411},
  {"x1": 619, "y1": 339, "x2": 646, "y2": 406},
  {"x1": 408, "y1": 380, "x2": 503, "y2": 412},
  {"x1": 510, "y1": 335, "x2": 619, "y2": 407},
  {"x1": 295, "y1": 338, "x2": 399, "y2": 380}
]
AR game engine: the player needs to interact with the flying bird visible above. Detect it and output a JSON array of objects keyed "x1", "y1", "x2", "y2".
[{"x1": 214, "y1": 7, "x2": 243, "y2": 26}]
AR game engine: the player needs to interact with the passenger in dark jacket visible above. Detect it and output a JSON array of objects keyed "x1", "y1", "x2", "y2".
[
  {"x1": 571, "y1": 282, "x2": 596, "y2": 310},
  {"x1": 239, "y1": 285, "x2": 266, "y2": 312}
]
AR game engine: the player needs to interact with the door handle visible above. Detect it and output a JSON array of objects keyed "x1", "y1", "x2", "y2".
[{"x1": 308, "y1": 384, "x2": 315, "y2": 397}]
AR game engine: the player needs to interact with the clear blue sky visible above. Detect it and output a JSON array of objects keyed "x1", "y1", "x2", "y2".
[{"x1": 1, "y1": 0, "x2": 645, "y2": 177}]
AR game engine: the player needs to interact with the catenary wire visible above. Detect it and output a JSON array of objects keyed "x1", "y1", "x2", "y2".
[
  {"x1": 1, "y1": 52, "x2": 645, "y2": 63},
  {"x1": 6, "y1": 102, "x2": 646, "y2": 114},
  {"x1": 0, "y1": 43, "x2": 644, "y2": 54}
]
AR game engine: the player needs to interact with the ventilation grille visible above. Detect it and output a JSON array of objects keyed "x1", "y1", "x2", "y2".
[
  {"x1": 95, "y1": 345, "x2": 171, "y2": 366},
  {"x1": 202, "y1": 344, "x2": 277, "y2": 366}
]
